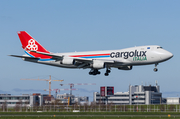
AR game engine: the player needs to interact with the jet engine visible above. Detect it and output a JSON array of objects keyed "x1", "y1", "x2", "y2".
[
  {"x1": 92, "y1": 60, "x2": 105, "y2": 69},
  {"x1": 60, "y1": 57, "x2": 75, "y2": 65},
  {"x1": 118, "y1": 66, "x2": 133, "y2": 70}
]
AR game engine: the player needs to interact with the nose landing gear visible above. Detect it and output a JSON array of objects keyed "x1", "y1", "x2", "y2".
[
  {"x1": 154, "y1": 68, "x2": 158, "y2": 72},
  {"x1": 153, "y1": 63, "x2": 158, "y2": 72}
]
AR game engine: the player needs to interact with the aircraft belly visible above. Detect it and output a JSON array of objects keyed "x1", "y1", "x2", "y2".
[{"x1": 38, "y1": 61, "x2": 79, "y2": 68}]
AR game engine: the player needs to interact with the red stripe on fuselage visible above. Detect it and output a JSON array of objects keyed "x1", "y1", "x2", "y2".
[{"x1": 70, "y1": 53, "x2": 110, "y2": 57}]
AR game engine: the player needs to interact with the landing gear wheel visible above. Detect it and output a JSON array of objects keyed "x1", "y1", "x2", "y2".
[
  {"x1": 107, "y1": 70, "x2": 111, "y2": 73},
  {"x1": 104, "y1": 73, "x2": 109, "y2": 76},
  {"x1": 89, "y1": 69, "x2": 101, "y2": 75},
  {"x1": 153, "y1": 63, "x2": 158, "y2": 72},
  {"x1": 153, "y1": 68, "x2": 158, "y2": 72},
  {"x1": 89, "y1": 72, "x2": 93, "y2": 75},
  {"x1": 104, "y1": 68, "x2": 111, "y2": 76}
]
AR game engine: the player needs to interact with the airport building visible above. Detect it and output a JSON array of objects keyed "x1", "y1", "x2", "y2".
[
  {"x1": 166, "y1": 97, "x2": 180, "y2": 104},
  {"x1": 0, "y1": 93, "x2": 50, "y2": 108},
  {"x1": 0, "y1": 93, "x2": 89, "y2": 108},
  {"x1": 56, "y1": 93, "x2": 89, "y2": 104},
  {"x1": 94, "y1": 84, "x2": 162, "y2": 105}
]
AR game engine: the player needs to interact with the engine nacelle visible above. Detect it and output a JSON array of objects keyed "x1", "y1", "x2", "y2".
[
  {"x1": 60, "y1": 57, "x2": 75, "y2": 65},
  {"x1": 118, "y1": 66, "x2": 133, "y2": 70},
  {"x1": 92, "y1": 60, "x2": 105, "y2": 69}
]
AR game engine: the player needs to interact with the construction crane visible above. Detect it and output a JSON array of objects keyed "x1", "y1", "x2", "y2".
[
  {"x1": 60, "y1": 83, "x2": 96, "y2": 105},
  {"x1": 21, "y1": 75, "x2": 64, "y2": 97}
]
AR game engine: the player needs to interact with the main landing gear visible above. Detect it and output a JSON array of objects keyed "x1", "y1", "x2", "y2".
[
  {"x1": 104, "y1": 68, "x2": 111, "y2": 76},
  {"x1": 153, "y1": 63, "x2": 158, "y2": 72},
  {"x1": 89, "y1": 69, "x2": 101, "y2": 75},
  {"x1": 89, "y1": 68, "x2": 111, "y2": 76}
]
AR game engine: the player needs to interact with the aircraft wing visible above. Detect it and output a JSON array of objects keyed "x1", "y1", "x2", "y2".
[
  {"x1": 74, "y1": 58, "x2": 132, "y2": 68},
  {"x1": 28, "y1": 51, "x2": 131, "y2": 68},
  {"x1": 74, "y1": 58, "x2": 115, "y2": 68}
]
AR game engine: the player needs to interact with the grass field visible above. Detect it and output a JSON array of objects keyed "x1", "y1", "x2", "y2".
[
  {"x1": 0, "y1": 112, "x2": 180, "y2": 119},
  {"x1": 0, "y1": 116, "x2": 178, "y2": 119}
]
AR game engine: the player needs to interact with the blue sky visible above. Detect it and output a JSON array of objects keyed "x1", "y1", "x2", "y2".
[{"x1": 0, "y1": 0, "x2": 180, "y2": 101}]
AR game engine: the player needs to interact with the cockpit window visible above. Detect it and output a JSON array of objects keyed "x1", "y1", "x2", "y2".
[{"x1": 157, "y1": 47, "x2": 163, "y2": 49}]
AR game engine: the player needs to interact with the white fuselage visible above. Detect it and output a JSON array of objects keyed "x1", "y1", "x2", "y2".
[
  {"x1": 12, "y1": 31, "x2": 173, "y2": 76},
  {"x1": 23, "y1": 45, "x2": 173, "y2": 69}
]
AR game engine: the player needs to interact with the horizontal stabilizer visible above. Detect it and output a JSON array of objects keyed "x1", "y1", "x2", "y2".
[{"x1": 9, "y1": 55, "x2": 39, "y2": 60}]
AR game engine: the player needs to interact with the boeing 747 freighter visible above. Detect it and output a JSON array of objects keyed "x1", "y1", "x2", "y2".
[{"x1": 10, "y1": 31, "x2": 173, "y2": 76}]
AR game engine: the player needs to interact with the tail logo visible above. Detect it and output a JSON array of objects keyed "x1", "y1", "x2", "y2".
[{"x1": 25, "y1": 39, "x2": 38, "y2": 51}]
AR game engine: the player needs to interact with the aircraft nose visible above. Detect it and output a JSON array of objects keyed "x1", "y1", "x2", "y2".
[
  {"x1": 168, "y1": 52, "x2": 173, "y2": 59},
  {"x1": 160, "y1": 51, "x2": 173, "y2": 60}
]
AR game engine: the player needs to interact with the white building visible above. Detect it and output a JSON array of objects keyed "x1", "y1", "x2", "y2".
[
  {"x1": 0, "y1": 93, "x2": 48, "y2": 108},
  {"x1": 94, "y1": 92, "x2": 129, "y2": 105},
  {"x1": 94, "y1": 84, "x2": 162, "y2": 105},
  {"x1": 166, "y1": 97, "x2": 180, "y2": 104},
  {"x1": 56, "y1": 93, "x2": 88, "y2": 104}
]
